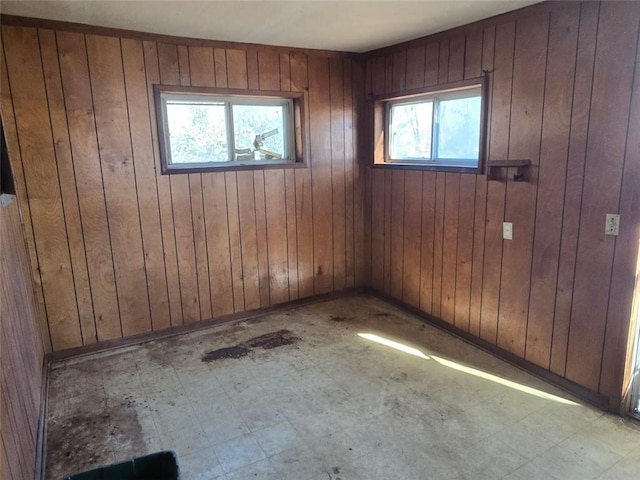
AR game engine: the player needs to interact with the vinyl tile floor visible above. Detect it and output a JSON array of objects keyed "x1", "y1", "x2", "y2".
[{"x1": 45, "y1": 294, "x2": 640, "y2": 480}]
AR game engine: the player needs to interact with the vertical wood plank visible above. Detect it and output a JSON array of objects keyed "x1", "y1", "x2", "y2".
[
  {"x1": 203, "y1": 172, "x2": 235, "y2": 316},
  {"x1": 253, "y1": 169, "x2": 271, "y2": 307},
  {"x1": 143, "y1": 40, "x2": 183, "y2": 327},
  {"x1": 343, "y1": 58, "x2": 355, "y2": 288},
  {"x1": 566, "y1": 2, "x2": 639, "y2": 390},
  {"x1": 425, "y1": 42, "x2": 440, "y2": 87},
  {"x1": 525, "y1": 5, "x2": 579, "y2": 368},
  {"x1": 236, "y1": 171, "x2": 261, "y2": 310},
  {"x1": 497, "y1": 14, "x2": 549, "y2": 357},
  {"x1": 216, "y1": 47, "x2": 246, "y2": 314},
  {"x1": 469, "y1": 27, "x2": 494, "y2": 337},
  {"x1": 391, "y1": 50, "x2": 407, "y2": 92},
  {"x1": 38, "y1": 29, "x2": 97, "y2": 344},
  {"x1": 448, "y1": 35, "x2": 465, "y2": 82},
  {"x1": 464, "y1": 28, "x2": 483, "y2": 80},
  {"x1": 438, "y1": 40, "x2": 449, "y2": 84},
  {"x1": 441, "y1": 173, "x2": 460, "y2": 325},
  {"x1": 370, "y1": 169, "x2": 385, "y2": 292},
  {"x1": 121, "y1": 37, "x2": 171, "y2": 331},
  {"x1": 284, "y1": 168, "x2": 299, "y2": 299},
  {"x1": 291, "y1": 52, "x2": 314, "y2": 298},
  {"x1": 455, "y1": 174, "x2": 476, "y2": 332},
  {"x1": 177, "y1": 45, "x2": 189, "y2": 85},
  {"x1": 0, "y1": 34, "x2": 49, "y2": 352},
  {"x1": 390, "y1": 170, "x2": 405, "y2": 299},
  {"x1": 3, "y1": 26, "x2": 82, "y2": 350},
  {"x1": 186, "y1": 45, "x2": 214, "y2": 321},
  {"x1": 432, "y1": 172, "x2": 446, "y2": 318},
  {"x1": 309, "y1": 56, "x2": 334, "y2": 294},
  {"x1": 223, "y1": 171, "x2": 245, "y2": 313},
  {"x1": 330, "y1": 57, "x2": 346, "y2": 291},
  {"x1": 257, "y1": 50, "x2": 289, "y2": 305},
  {"x1": 551, "y1": 1, "x2": 599, "y2": 376},
  {"x1": 599, "y1": 15, "x2": 640, "y2": 400},
  {"x1": 419, "y1": 172, "x2": 436, "y2": 313},
  {"x1": 480, "y1": 21, "x2": 515, "y2": 345},
  {"x1": 402, "y1": 172, "x2": 422, "y2": 308},
  {"x1": 189, "y1": 174, "x2": 212, "y2": 320},
  {"x1": 86, "y1": 34, "x2": 152, "y2": 336},
  {"x1": 157, "y1": 43, "x2": 180, "y2": 84},
  {"x1": 214, "y1": 49, "x2": 227, "y2": 87},
  {"x1": 406, "y1": 45, "x2": 425, "y2": 89},
  {"x1": 264, "y1": 170, "x2": 289, "y2": 304},
  {"x1": 383, "y1": 169, "x2": 393, "y2": 294},
  {"x1": 56, "y1": 30, "x2": 122, "y2": 343},
  {"x1": 159, "y1": 43, "x2": 199, "y2": 324},
  {"x1": 226, "y1": 49, "x2": 248, "y2": 89}
]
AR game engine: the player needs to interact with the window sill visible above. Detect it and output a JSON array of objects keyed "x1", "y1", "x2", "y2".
[
  {"x1": 162, "y1": 161, "x2": 307, "y2": 175},
  {"x1": 372, "y1": 162, "x2": 481, "y2": 174}
]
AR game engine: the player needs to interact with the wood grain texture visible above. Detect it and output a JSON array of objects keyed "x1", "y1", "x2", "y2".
[
  {"x1": 0, "y1": 32, "x2": 51, "y2": 352},
  {"x1": 365, "y1": 1, "x2": 640, "y2": 405},
  {"x1": 121, "y1": 37, "x2": 172, "y2": 332},
  {"x1": 1, "y1": 24, "x2": 363, "y2": 354},
  {"x1": 3, "y1": 26, "x2": 82, "y2": 350},
  {"x1": 525, "y1": 5, "x2": 579, "y2": 368},
  {"x1": 565, "y1": 1, "x2": 640, "y2": 391},
  {"x1": 86, "y1": 34, "x2": 152, "y2": 336},
  {"x1": 1, "y1": 196, "x2": 45, "y2": 480},
  {"x1": 143, "y1": 40, "x2": 183, "y2": 327},
  {"x1": 4, "y1": 1, "x2": 640, "y2": 411},
  {"x1": 551, "y1": 1, "x2": 599, "y2": 376},
  {"x1": 497, "y1": 13, "x2": 548, "y2": 358}
]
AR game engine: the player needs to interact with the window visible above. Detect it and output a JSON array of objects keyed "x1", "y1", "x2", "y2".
[
  {"x1": 373, "y1": 78, "x2": 487, "y2": 172},
  {"x1": 155, "y1": 85, "x2": 307, "y2": 173}
]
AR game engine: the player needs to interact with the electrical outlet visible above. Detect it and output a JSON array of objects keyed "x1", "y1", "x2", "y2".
[
  {"x1": 503, "y1": 222, "x2": 513, "y2": 240},
  {"x1": 605, "y1": 214, "x2": 620, "y2": 236}
]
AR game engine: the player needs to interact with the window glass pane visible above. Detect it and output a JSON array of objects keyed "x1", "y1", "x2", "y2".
[
  {"x1": 436, "y1": 95, "x2": 481, "y2": 160},
  {"x1": 166, "y1": 102, "x2": 228, "y2": 163},
  {"x1": 233, "y1": 104, "x2": 285, "y2": 161},
  {"x1": 389, "y1": 101, "x2": 433, "y2": 160}
]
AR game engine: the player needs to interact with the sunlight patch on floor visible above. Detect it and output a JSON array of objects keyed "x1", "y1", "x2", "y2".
[{"x1": 358, "y1": 332, "x2": 579, "y2": 406}]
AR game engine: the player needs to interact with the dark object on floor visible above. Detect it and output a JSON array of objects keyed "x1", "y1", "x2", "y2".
[{"x1": 62, "y1": 450, "x2": 179, "y2": 480}]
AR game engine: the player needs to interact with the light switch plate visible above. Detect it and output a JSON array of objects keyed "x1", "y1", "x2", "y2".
[
  {"x1": 503, "y1": 222, "x2": 513, "y2": 240},
  {"x1": 605, "y1": 214, "x2": 620, "y2": 236}
]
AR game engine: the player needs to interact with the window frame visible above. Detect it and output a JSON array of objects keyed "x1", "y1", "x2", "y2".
[
  {"x1": 154, "y1": 85, "x2": 308, "y2": 174},
  {"x1": 372, "y1": 76, "x2": 489, "y2": 173}
]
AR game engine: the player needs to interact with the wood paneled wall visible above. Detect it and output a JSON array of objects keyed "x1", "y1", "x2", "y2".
[
  {"x1": 0, "y1": 24, "x2": 366, "y2": 352},
  {"x1": 365, "y1": 0, "x2": 640, "y2": 405},
  {"x1": 1, "y1": 198, "x2": 46, "y2": 480}
]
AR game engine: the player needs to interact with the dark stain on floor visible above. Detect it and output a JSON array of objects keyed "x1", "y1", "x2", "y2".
[
  {"x1": 329, "y1": 315, "x2": 347, "y2": 322},
  {"x1": 202, "y1": 329, "x2": 299, "y2": 362},
  {"x1": 47, "y1": 404, "x2": 145, "y2": 479},
  {"x1": 246, "y1": 329, "x2": 299, "y2": 349},
  {"x1": 202, "y1": 345, "x2": 251, "y2": 361},
  {"x1": 374, "y1": 312, "x2": 392, "y2": 317}
]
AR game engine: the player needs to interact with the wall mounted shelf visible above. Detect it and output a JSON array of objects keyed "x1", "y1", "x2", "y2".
[{"x1": 486, "y1": 159, "x2": 531, "y2": 181}]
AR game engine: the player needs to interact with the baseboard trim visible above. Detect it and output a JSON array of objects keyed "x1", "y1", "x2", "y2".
[
  {"x1": 46, "y1": 287, "x2": 367, "y2": 364},
  {"x1": 34, "y1": 356, "x2": 48, "y2": 480},
  {"x1": 367, "y1": 288, "x2": 611, "y2": 411}
]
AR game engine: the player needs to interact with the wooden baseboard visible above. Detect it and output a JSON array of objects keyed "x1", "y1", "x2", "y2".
[
  {"x1": 46, "y1": 287, "x2": 367, "y2": 364},
  {"x1": 367, "y1": 288, "x2": 611, "y2": 412}
]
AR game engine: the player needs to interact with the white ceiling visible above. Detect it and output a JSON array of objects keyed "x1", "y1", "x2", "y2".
[{"x1": 0, "y1": 0, "x2": 542, "y2": 53}]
